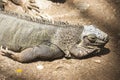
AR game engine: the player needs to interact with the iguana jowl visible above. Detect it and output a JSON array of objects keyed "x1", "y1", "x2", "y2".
[{"x1": 0, "y1": 11, "x2": 109, "y2": 63}]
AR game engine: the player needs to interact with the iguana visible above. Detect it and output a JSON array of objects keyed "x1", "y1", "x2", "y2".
[{"x1": 0, "y1": 11, "x2": 109, "y2": 63}]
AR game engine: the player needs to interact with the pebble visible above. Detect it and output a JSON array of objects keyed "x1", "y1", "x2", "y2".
[
  {"x1": 94, "y1": 60, "x2": 101, "y2": 63},
  {"x1": 37, "y1": 64, "x2": 44, "y2": 70}
]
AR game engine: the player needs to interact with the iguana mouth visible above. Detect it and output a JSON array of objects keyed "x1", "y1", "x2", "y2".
[{"x1": 94, "y1": 39, "x2": 106, "y2": 46}]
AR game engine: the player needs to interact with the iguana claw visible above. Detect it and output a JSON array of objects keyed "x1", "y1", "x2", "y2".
[{"x1": 0, "y1": 46, "x2": 15, "y2": 55}]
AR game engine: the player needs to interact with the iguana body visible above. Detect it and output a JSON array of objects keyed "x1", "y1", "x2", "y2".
[{"x1": 0, "y1": 11, "x2": 109, "y2": 62}]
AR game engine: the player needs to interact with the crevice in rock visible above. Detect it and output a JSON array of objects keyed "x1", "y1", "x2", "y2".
[{"x1": 49, "y1": 0, "x2": 66, "y2": 3}]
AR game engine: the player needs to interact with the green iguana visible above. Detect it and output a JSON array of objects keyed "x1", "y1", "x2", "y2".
[{"x1": 0, "y1": 11, "x2": 109, "y2": 63}]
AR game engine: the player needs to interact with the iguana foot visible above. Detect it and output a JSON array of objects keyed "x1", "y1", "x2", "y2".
[{"x1": 0, "y1": 46, "x2": 15, "y2": 55}]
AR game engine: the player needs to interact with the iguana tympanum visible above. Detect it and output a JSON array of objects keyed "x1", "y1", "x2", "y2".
[{"x1": 0, "y1": 11, "x2": 109, "y2": 63}]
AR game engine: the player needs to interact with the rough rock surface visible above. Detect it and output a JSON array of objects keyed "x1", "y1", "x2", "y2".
[{"x1": 0, "y1": 0, "x2": 120, "y2": 80}]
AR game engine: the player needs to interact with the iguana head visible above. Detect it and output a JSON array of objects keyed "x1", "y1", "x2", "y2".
[{"x1": 80, "y1": 25, "x2": 109, "y2": 48}]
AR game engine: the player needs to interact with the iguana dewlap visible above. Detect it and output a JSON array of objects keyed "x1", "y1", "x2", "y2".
[{"x1": 0, "y1": 11, "x2": 109, "y2": 62}]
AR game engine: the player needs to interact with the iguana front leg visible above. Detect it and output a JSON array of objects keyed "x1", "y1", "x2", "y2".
[
  {"x1": 70, "y1": 45, "x2": 101, "y2": 58},
  {"x1": 0, "y1": 44, "x2": 65, "y2": 63},
  {"x1": 70, "y1": 33, "x2": 108, "y2": 58}
]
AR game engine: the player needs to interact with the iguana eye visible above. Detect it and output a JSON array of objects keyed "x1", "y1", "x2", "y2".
[{"x1": 87, "y1": 34, "x2": 97, "y2": 42}]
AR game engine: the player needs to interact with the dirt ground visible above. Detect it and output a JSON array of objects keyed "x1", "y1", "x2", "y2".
[{"x1": 0, "y1": 0, "x2": 120, "y2": 80}]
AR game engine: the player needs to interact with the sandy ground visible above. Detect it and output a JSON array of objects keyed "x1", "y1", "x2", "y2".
[{"x1": 0, "y1": 0, "x2": 120, "y2": 80}]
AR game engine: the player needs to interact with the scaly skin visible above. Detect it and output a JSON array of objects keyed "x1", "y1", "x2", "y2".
[{"x1": 0, "y1": 11, "x2": 109, "y2": 63}]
